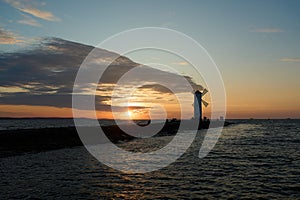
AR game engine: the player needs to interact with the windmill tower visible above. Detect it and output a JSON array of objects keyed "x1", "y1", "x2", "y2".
[{"x1": 194, "y1": 89, "x2": 209, "y2": 121}]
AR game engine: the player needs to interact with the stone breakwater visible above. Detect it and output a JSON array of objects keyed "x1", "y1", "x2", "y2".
[{"x1": 0, "y1": 120, "x2": 233, "y2": 158}]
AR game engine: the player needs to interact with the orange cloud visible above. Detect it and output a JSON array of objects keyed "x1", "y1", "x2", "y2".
[
  {"x1": 5, "y1": 0, "x2": 60, "y2": 21},
  {"x1": 251, "y1": 28, "x2": 284, "y2": 33},
  {"x1": 172, "y1": 61, "x2": 189, "y2": 66},
  {"x1": 18, "y1": 14, "x2": 41, "y2": 27},
  {"x1": 0, "y1": 105, "x2": 114, "y2": 119},
  {"x1": 0, "y1": 28, "x2": 23, "y2": 44}
]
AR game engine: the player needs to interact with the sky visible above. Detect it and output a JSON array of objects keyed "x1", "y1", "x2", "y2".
[{"x1": 0, "y1": 0, "x2": 300, "y2": 119}]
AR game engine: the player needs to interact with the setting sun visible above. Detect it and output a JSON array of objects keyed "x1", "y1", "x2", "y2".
[{"x1": 127, "y1": 110, "x2": 132, "y2": 118}]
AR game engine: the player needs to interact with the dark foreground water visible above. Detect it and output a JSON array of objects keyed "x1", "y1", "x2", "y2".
[{"x1": 0, "y1": 119, "x2": 299, "y2": 199}]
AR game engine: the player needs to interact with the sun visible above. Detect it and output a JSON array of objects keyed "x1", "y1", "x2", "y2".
[{"x1": 127, "y1": 110, "x2": 133, "y2": 118}]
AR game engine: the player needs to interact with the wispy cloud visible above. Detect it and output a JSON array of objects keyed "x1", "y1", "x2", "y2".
[
  {"x1": 280, "y1": 57, "x2": 300, "y2": 62},
  {"x1": 251, "y1": 28, "x2": 284, "y2": 33},
  {"x1": 0, "y1": 27, "x2": 23, "y2": 44},
  {"x1": 172, "y1": 61, "x2": 189, "y2": 66},
  {"x1": 18, "y1": 14, "x2": 41, "y2": 27},
  {"x1": 4, "y1": 0, "x2": 60, "y2": 21}
]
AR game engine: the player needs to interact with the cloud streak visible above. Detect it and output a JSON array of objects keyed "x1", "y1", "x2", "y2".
[
  {"x1": 172, "y1": 61, "x2": 189, "y2": 66},
  {"x1": 280, "y1": 57, "x2": 300, "y2": 62},
  {"x1": 251, "y1": 28, "x2": 284, "y2": 33},
  {"x1": 4, "y1": 0, "x2": 60, "y2": 21},
  {"x1": 0, "y1": 27, "x2": 23, "y2": 44},
  {"x1": 18, "y1": 14, "x2": 41, "y2": 27}
]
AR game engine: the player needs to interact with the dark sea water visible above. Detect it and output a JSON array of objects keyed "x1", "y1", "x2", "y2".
[{"x1": 0, "y1": 119, "x2": 299, "y2": 199}]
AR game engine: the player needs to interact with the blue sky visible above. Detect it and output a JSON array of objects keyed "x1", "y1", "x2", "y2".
[
  {"x1": 1, "y1": 0, "x2": 299, "y2": 62},
  {"x1": 0, "y1": 0, "x2": 300, "y2": 118}
]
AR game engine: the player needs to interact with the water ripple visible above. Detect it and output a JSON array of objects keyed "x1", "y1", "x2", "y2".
[{"x1": 0, "y1": 120, "x2": 299, "y2": 199}]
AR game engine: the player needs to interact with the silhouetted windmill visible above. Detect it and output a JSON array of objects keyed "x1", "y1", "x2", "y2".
[{"x1": 193, "y1": 89, "x2": 209, "y2": 121}]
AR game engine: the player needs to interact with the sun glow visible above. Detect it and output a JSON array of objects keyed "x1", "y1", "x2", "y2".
[{"x1": 127, "y1": 110, "x2": 133, "y2": 118}]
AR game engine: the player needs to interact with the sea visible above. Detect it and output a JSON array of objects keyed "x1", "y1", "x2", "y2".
[{"x1": 0, "y1": 119, "x2": 299, "y2": 199}]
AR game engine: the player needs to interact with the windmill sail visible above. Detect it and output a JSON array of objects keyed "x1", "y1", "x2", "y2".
[
  {"x1": 202, "y1": 88, "x2": 208, "y2": 96},
  {"x1": 202, "y1": 100, "x2": 209, "y2": 107}
]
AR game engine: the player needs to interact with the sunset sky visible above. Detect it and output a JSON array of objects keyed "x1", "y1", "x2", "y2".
[{"x1": 0, "y1": 0, "x2": 300, "y2": 119}]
